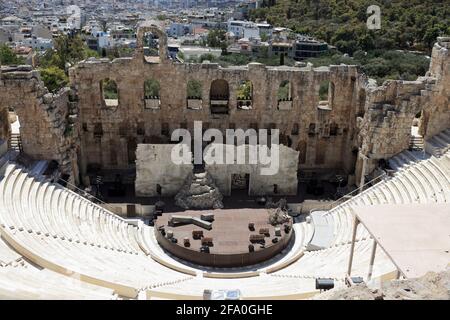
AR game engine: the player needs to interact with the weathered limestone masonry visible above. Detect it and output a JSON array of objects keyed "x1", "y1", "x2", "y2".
[
  {"x1": 70, "y1": 23, "x2": 366, "y2": 185},
  {"x1": 424, "y1": 37, "x2": 450, "y2": 139},
  {"x1": 355, "y1": 37, "x2": 450, "y2": 183},
  {"x1": 0, "y1": 22, "x2": 448, "y2": 193},
  {"x1": 0, "y1": 65, "x2": 80, "y2": 182},
  {"x1": 204, "y1": 144, "x2": 300, "y2": 196},
  {"x1": 135, "y1": 144, "x2": 193, "y2": 196}
]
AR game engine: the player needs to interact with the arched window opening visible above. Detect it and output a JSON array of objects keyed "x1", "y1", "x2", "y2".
[
  {"x1": 101, "y1": 79, "x2": 118, "y2": 107},
  {"x1": 236, "y1": 80, "x2": 253, "y2": 110},
  {"x1": 187, "y1": 79, "x2": 203, "y2": 110},
  {"x1": 410, "y1": 111, "x2": 424, "y2": 151},
  {"x1": 277, "y1": 80, "x2": 292, "y2": 110},
  {"x1": 144, "y1": 79, "x2": 161, "y2": 109},
  {"x1": 3, "y1": 107, "x2": 21, "y2": 152},
  {"x1": 143, "y1": 32, "x2": 161, "y2": 63},
  {"x1": 210, "y1": 79, "x2": 229, "y2": 115},
  {"x1": 319, "y1": 80, "x2": 329, "y2": 101},
  {"x1": 318, "y1": 80, "x2": 334, "y2": 109}
]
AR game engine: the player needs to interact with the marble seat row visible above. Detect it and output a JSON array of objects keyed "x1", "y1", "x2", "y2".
[
  {"x1": 272, "y1": 239, "x2": 396, "y2": 281},
  {"x1": 425, "y1": 128, "x2": 450, "y2": 157},
  {"x1": 0, "y1": 262, "x2": 118, "y2": 300},
  {"x1": 321, "y1": 148, "x2": 449, "y2": 248},
  {"x1": 0, "y1": 164, "x2": 194, "y2": 298},
  {"x1": 0, "y1": 166, "x2": 141, "y2": 253}
]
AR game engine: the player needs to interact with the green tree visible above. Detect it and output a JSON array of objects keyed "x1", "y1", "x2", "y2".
[
  {"x1": 260, "y1": 32, "x2": 269, "y2": 42},
  {"x1": 248, "y1": 0, "x2": 448, "y2": 54},
  {"x1": 144, "y1": 79, "x2": 160, "y2": 98},
  {"x1": 187, "y1": 80, "x2": 202, "y2": 99},
  {"x1": 102, "y1": 79, "x2": 119, "y2": 99},
  {"x1": 39, "y1": 34, "x2": 98, "y2": 70},
  {"x1": 198, "y1": 53, "x2": 217, "y2": 63},
  {"x1": 39, "y1": 66, "x2": 69, "y2": 93},
  {"x1": 237, "y1": 81, "x2": 253, "y2": 100},
  {"x1": 207, "y1": 29, "x2": 227, "y2": 49},
  {"x1": 0, "y1": 45, "x2": 25, "y2": 65}
]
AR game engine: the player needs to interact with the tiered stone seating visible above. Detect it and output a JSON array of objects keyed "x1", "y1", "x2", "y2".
[
  {"x1": 319, "y1": 146, "x2": 450, "y2": 249},
  {"x1": 426, "y1": 129, "x2": 450, "y2": 157},
  {"x1": 268, "y1": 131, "x2": 449, "y2": 285},
  {"x1": 0, "y1": 128, "x2": 448, "y2": 299},
  {"x1": 0, "y1": 262, "x2": 118, "y2": 300},
  {"x1": 0, "y1": 236, "x2": 21, "y2": 267},
  {"x1": 137, "y1": 225, "x2": 199, "y2": 275},
  {"x1": 0, "y1": 164, "x2": 193, "y2": 298},
  {"x1": 272, "y1": 239, "x2": 396, "y2": 281},
  {"x1": 149, "y1": 273, "x2": 325, "y2": 299}
]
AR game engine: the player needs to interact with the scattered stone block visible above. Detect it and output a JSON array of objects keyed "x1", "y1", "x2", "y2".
[
  {"x1": 201, "y1": 237, "x2": 213, "y2": 246},
  {"x1": 275, "y1": 227, "x2": 281, "y2": 237},
  {"x1": 193, "y1": 230, "x2": 204, "y2": 239},
  {"x1": 201, "y1": 213, "x2": 215, "y2": 222}
]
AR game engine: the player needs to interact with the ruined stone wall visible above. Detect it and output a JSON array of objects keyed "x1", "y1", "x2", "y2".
[
  {"x1": 355, "y1": 37, "x2": 450, "y2": 184},
  {"x1": 0, "y1": 66, "x2": 79, "y2": 179},
  {"x1": 423, "y1": 37, "x2": 450, "y2": 139},
  {"x1": 1, "y1": 24, "x2": 448, "y2": 193},
  {"x1": 0, "y1": 107, "x2": 10, "y2": 143},
  {"x1": 135, "y1": 144, "x2": 193, "y2": 197},
  {"x1": 204, "y1": 144, "x2": 299, "y2": 196},
  {"x1": 70, "y1": 54, "x2": 364, "y2": 179}
]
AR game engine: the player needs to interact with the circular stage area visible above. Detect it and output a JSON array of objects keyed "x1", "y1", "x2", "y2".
[{"x1": 154, "y1": 208, "x2": 293, "y2": 268}]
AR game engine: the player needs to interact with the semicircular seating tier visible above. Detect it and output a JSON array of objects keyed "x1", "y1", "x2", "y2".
[{"x1": 0, "y1": 128, "x2": 448, "y2": 299}]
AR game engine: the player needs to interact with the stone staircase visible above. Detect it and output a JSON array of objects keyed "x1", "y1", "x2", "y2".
[
  {"x1": 409, "y1": 134, "x2": 424, "y2": 151},
  {"x1": 425, "y1": 128, "x2": 450, "y2": 157},
  {"x1": 9, "y1": 133, "x2": 22, "y2": 153}
]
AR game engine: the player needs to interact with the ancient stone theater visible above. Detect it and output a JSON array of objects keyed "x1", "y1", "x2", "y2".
[{"x1": 0, "y1": 23, "x2": 448, "y2": 299}]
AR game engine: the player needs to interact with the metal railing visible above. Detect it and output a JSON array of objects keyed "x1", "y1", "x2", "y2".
[
  {"x1": 309, "y1": 171, "x2": 388, "y2": 214},
  {"x1": 55, "y1": 177, "x2": 143, "y2": 225},
  {"x1": 55, "y1": 176, "x2": 121, "y2": 218}
]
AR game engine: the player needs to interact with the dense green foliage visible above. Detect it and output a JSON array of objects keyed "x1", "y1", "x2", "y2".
[
  {"x1": 277, "y1": 80, "x2": 291, "y2": 101},
  {"x1": 39, "y1": 34, "x2": 98, "y2": 70},
  {"x1": 237, "y1": 80, "x2": 253, "y2": 100},
  {"x1": 39, "y1": 67, "x2": 69, "y2": 93},
  {"x1": 102, "y1": 79, "x2": 119, "y2": 99},
  {"x1": 0, "y1": 44, "x2": 25, "y2": 65},
  {"x1": 250, "y1": 1, "x2": 443, "y2": 83},
  {"x1": 187, "y1": 80, "x2": 203, "y2": 98},
  {"x1": 250, "y1": 0, "x2": 449, "y2": 54},
  {"x1": 38, "y1": 34, "x2": 99, "y2": 92},
  {"x1": 144, "y1": 79, "x2": 160, "y2": 98},
  {"x1": 189, "y1": 52, "x2": 296, "y2": 67},
  {"x1": 319, "y1": 80, "x2": 330, "y2": 100},
  {"x1": 206, "y1": 29, "x2": 228, "y2": 52},
  {"x1": 103, "y1": 46, "x2": 135, "y2": 59},
  {"x1": 305, "y1": 49, "x2": 430, "y2": 84}
]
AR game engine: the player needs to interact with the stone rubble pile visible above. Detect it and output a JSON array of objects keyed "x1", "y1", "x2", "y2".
[{"x1": 175, "y1": 170, "x2": 224, "y2": 210}]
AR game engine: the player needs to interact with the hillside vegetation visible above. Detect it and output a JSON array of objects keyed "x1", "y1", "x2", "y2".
[
  {"x1": 250, "y1": 1, "x2": 448, "y2": 83},
  {"x1": 250, "y1": 0, "x2": 449, "y2": 54}
]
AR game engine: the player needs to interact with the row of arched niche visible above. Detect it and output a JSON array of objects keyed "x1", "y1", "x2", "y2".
[{"x1": 99, "y1": 78, "x2": 332, "y2": 112}]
